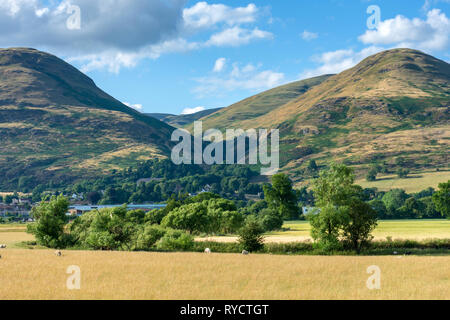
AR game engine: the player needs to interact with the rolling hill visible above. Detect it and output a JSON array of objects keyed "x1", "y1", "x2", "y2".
[
  {"x1": 0, "y1": 48, "x2": 174, "y2": 189},
  {"x1": 194, "y1": 49, "x2": 449, "y2": 179}
]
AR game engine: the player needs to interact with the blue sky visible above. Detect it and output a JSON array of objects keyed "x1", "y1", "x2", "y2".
[{"x1": 1, "y1": 0, "x2": 449, "y2": 114}]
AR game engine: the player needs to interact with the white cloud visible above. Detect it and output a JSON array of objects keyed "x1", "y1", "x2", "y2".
[
  {"x1": 183, "y1": 2, "x2": 258, "y2": 30},
  {"x1": 206, "y1": 27, "x2": 273, "y2": 47},
  {"x1": 194, "y1": 62, "x2": 284, "y2": 97},
  {"x1": 301, "y1": 30, "x2": 318, "y2": 41},
  {"x1": 123, "y1": 102, "x2": 144, "y2": 111},
  {"x1": 213, "y1": 58, "x2": 227, "y2": 72},
  {"x1": 300, "y1": 46, "x2": 384, "y2": 79},
  {"x1": 0, "y1": 0, "x2": 273, "y2": 73},
  {"x1": 300, "y1": 9, "x2": 450, "y2": 79},
  {"x1": 359, "y1": 9, "x2": 450, "y2": 51},
  {"x1": 181, "y1": 106, "x2": 206, "y2": 115}
]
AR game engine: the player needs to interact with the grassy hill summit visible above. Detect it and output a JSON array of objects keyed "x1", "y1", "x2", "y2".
[
  {"x1": 0, "y1": 48, "x2": 174, "y2": 189},
  {"x1": 194, "y1": 48, "x2": 449, "y2": 179}
]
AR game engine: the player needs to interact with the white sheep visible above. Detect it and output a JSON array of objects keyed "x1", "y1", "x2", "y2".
[
  {"x1": 0, "y1": 244, "x2": 6, "y2": 249},
  {"x1": 55, "y1": 250, "x2": 62, "y2": 257},
  {"x1": 242, "y1": 250, "x2": 249, "y2": 255},
  {"x1": 204, "y1": 248, "x2": 211, "y2": 254}
]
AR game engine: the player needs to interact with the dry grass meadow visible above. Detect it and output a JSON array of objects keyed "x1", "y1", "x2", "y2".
[
  {"x1": 1, "y1": 220, "x2": 449, "y2": 300},
  {"x1": 0, "y1": 249, "x2": 449, "y2": 300}
]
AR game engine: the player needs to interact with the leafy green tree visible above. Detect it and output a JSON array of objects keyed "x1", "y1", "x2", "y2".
[
  {"x1": 307, "y1": 206, "x2": 346, "y2": 251},
  {"x1": 366, "y1": 166, "x2": 379, "y2": 182},
  {"x1": 4, "y1": 194, "x2": 14, "y2": 204},
  {"x1": 433, "y1": 181, "x2": 450, "y2": 218},
  {"x1": 161, "y1": 202, "x2": 209, "y2": 234},
  {"x1": 382, "y1": 189, "x2": 409, "y2": 217},
  {"x1": 136, "y1": 225, "x2": 167, "y2": 250},
  {"x1": 421, "y1": 197, "x2": 440, "y2": 218},
  {"x1": 341, "y1": 200, "x2": 378, "y2": 253},
  {"x1": 259, "y1": 208, "x2": 283, "y2": 231},
  {"x1": 83, "y1": 207, "x2": 137, "y2": 250},
  {"x1": 238, "y1": 216, "x2": 265, "y2": 252},
  {"x1": 86, "y1": 191, "x2": 102, "y2": 205},
  {"x1": 369, "y1": 199, "x2": 387, "y2": 219},
  {"x1": 400, "y1": 197, "x2": 426, "y2": 219},
  {"x1": 313, "y1": 163, "x2": 360, "y2": 207},
  {"x1": 310, "y1": 163, "x2": 377, "y2": 252},
  {"x1": 27, "y1": 195, "x2": 70, "y2": 248},
  {"x1": 307, "y1": 160, "x2": 318, "y2": 173},
  {"x1": 144, "y1": 209, "x2": 167, "y2": 225},
  {"x1": 396, "y1": 168, "x2": 410, "y2": 178},
  {"x1": 263, "y1": 173, "x2": 300, "y2": 220},
  {"x1": 156, "y1": 229, "x2": 194, "y2": 251}
]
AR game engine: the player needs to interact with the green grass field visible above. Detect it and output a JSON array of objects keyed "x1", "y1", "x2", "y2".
[
  {"x1": 269, "y1": 219, "x2": 450, "y2": 240},
  {"x1": 357, "y1": 170, "x2": 450, "y2": 193},
  {"x1": 197, "y1": 219, "x2": 450, "y2": 244}
]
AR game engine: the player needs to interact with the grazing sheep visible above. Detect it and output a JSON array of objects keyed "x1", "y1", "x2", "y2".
[
  {"x1": 55, "y1": 250, "x2": 62, "y2": 257},
  {"x1": 242, "y1": 250, "x2": 249, "y2": 255},
  {"x1": 204, "y1": 248, "x2": 211, "y2": 254},
  {"x1": 0, "y1": 244, "x2": 6, "y2": 249}
]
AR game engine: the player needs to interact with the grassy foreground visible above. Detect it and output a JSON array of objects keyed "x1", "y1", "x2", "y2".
[{"x1": 0, "y1": 249, "x2": 449, "y2": 300}]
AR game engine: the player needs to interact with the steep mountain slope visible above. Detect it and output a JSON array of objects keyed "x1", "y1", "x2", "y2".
[
  {"x1": 0, "y1": 48, "x2": 174, "y2": 189},
  {"x1": 146, "y1": 107, "x2": 222, "y2": 127},
  {"x1": 197, "y1": 49, "x2": 449, "y2": 177}
]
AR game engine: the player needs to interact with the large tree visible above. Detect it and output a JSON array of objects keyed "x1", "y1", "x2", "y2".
[
  {"x1": 263, "y1": 173, "x2": 300, "y2": 220},
  {"x1": 433, "y1": 181, "x2": 450, "y2": 218},
  {"x1": 309, "y1": 163, "x2": 378, "y2": 253},
  {"x1": 341, "y1": 200, "x2": 378, "y2": 253},
  {"x1": 161, "y1": 202, "x2": 209, "y2": 234},
  {"x1": 27, "y1": 195, "x2": 70, "y2": 248}
]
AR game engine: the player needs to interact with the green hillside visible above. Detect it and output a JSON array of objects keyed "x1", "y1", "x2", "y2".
[
  {"x1": 195, "y1": 49, "x2": 450, "y2": 180},
  {"x1": 0, "y1": 48, "x2": 174, "y2": 189}
]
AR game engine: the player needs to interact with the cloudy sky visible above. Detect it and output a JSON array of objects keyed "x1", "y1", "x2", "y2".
[{"x1": 1, "y1": 0, "x2": 449, "y2": 114}]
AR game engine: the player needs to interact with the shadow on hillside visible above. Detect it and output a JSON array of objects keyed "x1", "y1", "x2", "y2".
[{"x1": 375, "y1": 175, "x2": 424, "y2": 182}]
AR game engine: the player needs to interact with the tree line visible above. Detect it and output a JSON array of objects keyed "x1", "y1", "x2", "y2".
[{"x1": 26, "y1": 163, "x2": 449, "y2": 254}]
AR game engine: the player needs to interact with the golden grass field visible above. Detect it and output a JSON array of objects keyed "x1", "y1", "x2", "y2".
[
  {"x1": 0, "y1": 249, "x2": 449, "y2": 300},
  {"x1": 0, "y1": 220, "x2": 449, "y2": 300}
]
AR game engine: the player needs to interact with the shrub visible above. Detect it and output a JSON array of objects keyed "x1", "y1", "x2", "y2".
[
  {"x1": 259, "y1": 208, "x2": 283, "y2": 231},
  {"x1": 238, "y1": 217, "x2": 265, "y2": 252},
  {"x1": 156, "y1": 229, "x2": 194, "y2": 251},
  {"x1": 135, "y1": 225, "x2": 167, "y2": 250}
]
